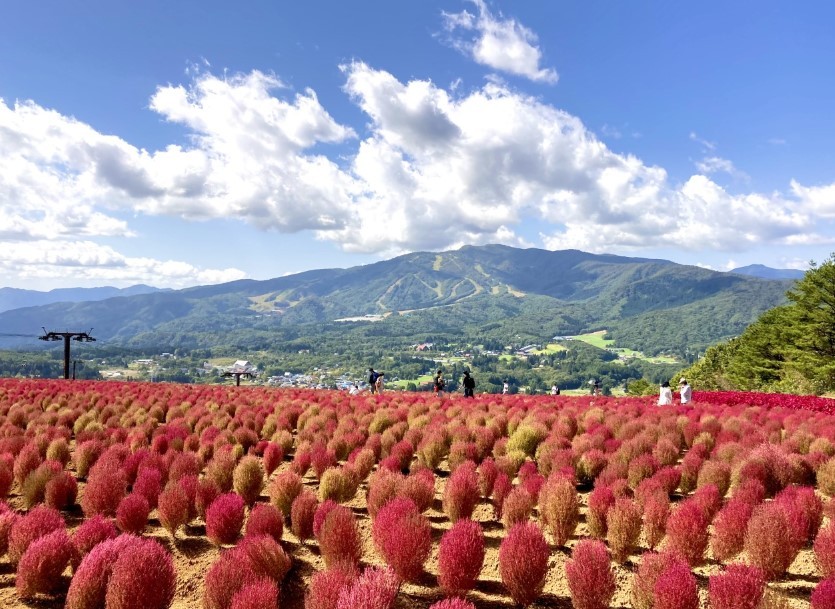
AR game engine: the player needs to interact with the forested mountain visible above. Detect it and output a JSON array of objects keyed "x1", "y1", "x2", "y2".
[
  {"x1": 680, "y1": 255, "x2": 835, "y2": 394},
  {"x1": 0, "y1": 245, "x2": 790, "y2": 357},
  {"x1": 728, "y1": 264, "x2": 805, "y2": 280},
  {"x1": 0, "y1": 285, "x2": 162, "y2": 313}
]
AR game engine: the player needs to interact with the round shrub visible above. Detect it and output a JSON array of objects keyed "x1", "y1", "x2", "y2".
[
  {"x1": 812, "y1": 578, "x2": 835, "y2": 609},
  {"x1": 105, "y1": 537, "x2": 176, "y2": 609},
  {"x1": 319, "y1": 505, "x2": 362, "y2": 569},
  {"x1": 158, "y1": 483, "x2": 190, "y2": 536},
  {"x1": 132, "y1": 467, "x2": 163, "y2": 509},
  {"x1": 230, "y1": 578, "x2": 279, "y2": 609},
  {"x1": 291, "y1": 490, "x2": 319, "y2": 543},
  {"x1": 45, "y1": 471, "x2": 78, "y2": 511},
  {"x1": 206, "y1": 493, "x2": 246, "y2": 546},
  {"x1": 587, "y1": 484, "x2": 615, "y2": 539},
  {"x1": 233, "y1": 456, "x2": 265, "y2": 507},
  {"x1": 708, "y1": 564, "x2": 766, "y2": 609},
  {"x1": 539, "y1": 474, "x2": 579, "y2": 546},
  {"x1": 8, "y1": 505, "x2": 65, "y2": 565},
  {"x1": 631, "y1": 552, "x2": 685, "y2": 609},
  {"x1": 499, "y1": 522, "x2": 549, "y2": 607},
  {"x1": 442, "y1": 461, "x2": 479, "y2": 523},
  {"x1": 66, "y1": 535, "x2": 140, "y2": 609},
  {"x1": 438, "y1": 519, "x2": 485, "y2": 597},
  {"x1": 710, "y1": 498, "x2": 754, "y2": 562},
  {"x1": 335, "y1": 566, "x2": 399, "y2": 609},
  {"x1": 70, "y1": 514, "x2": 117, "y2": 569},
  {"x1": 654, "y1": 561, "x2": 698, "y2": 609},
  {"x1": 664, "y1": 500, "x2": 709, "y2": 567},
  {"x1": 81, "y1": 464, "x2": 126, "y2": 517},
  {"x1": 246, "y1": 503, "x2": 284, "y2": 543},
  {"x1": 306, "y1": 566, "x2": 357, "y2": 609},
  {"x1": 372, "y1": 498, "x2": 431, "y2": 582},
  {"x1": 502, "y1": 486, "x2": 534, "y2": 528},
  {"x1": 643, "y1": 494, "x2": 670, "y2": 550},
  {"x1": 116, "y1": 493, "x2": 150, "y2": 534},
  {"x1": 204, "y1": 549, "x2": 259, "y2": 609},
  {"x1": 16, "y1": 528, "x2": 74, "y2": 598},
  {"x1": 744, "y1": 502, "x2": 797, "y2": 579},
  {"x1": 263, "y1": 443, "x2": 284, "y2": 476},
  {"x1": 815, "y1": 522, "x2": 835, "y2": 577},
  {"x1": 196, "y1": 478, "x2": 221, "y2": 520},
  {"x1": 606, "y1": 497, "x2": 641, "y2": 563},
  {"x1": 239, "y1": 534, "x2": 292, "y2": 582},
  {"x1": 565, "y1": 539, "x2": 615, "y2": 609},
  {"x1": 268, "y1": 470, "x2": 303, "y2": 518}
]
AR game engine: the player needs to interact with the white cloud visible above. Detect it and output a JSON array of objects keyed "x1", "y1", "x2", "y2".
[
  {"x1": 0, "y1": 240, "x2": 246, "y2": 288},
  {"x1": 689, "y1": 131, "x2": 716, "y2": 151},
  {"x1": 695, "y1": 156, "x2": 749, "y2": 181},
  {"x1": 3, "y1": 63, "x2": 835, "y2": 283},
  {"x1": 441, "y1": 0, "x2": 558, "y2": 84}
]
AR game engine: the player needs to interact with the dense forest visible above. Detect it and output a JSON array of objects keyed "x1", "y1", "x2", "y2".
[{"x1": 680, "y1": 254, "x2": 835, "y2": 394}]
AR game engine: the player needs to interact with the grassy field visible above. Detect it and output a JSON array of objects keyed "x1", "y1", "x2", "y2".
[
  {"x1": 530, "y1": 343, "x2": 569, "y2": 355},
  {"x1": 568, "y1": 331, "x2": 679, "y2": 365}
]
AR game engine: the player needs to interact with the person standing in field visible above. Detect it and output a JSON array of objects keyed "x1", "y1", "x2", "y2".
[
  {"x1": 368, "y1": 368, "x2": 379, "y2": 394},
  {"x1": 375, "y1": 372, "x2": 385, "y2": 394},
  {"x1": 679, "y1": 378, "x2": 692, "y2": 404},
  {"x1": 502, "y1": 381, "x2": 509, "y2": 394},
  {"x1": 658, "y1": 381, "x2": 673, "y2": 406},
  {"x1": 550, "y1": 383, "x2": 560, "y2": 395},
  {"x1": 462, "y1": 370, "x2": 475, "y2": 398},
  {"x1": 434, "y1": 370, "x2": 446, "y2": 395}
]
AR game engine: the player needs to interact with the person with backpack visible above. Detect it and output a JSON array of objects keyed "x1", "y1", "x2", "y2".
[
  {"x1": 368, "y1": 368, "x2": 380, "y2": 394},
  {"x1": 462, "y1": 370, "x2": 475, "y2": 398}
]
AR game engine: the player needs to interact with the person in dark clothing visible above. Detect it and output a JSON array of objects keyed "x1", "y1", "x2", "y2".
[
  {"x1": 368, "y1": 368, "x2": 380, "y2": 394},
  {"x1": 433, "y1": 369, "x2": 446, "y2": 395},
  {"x1": 462, "y1": 370, "x2": 475, "y2": 397}
]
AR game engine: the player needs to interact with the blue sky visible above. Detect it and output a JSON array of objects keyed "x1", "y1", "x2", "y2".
[{"x1": 1, "y1": 0, "x2": 834, "y2": 289}]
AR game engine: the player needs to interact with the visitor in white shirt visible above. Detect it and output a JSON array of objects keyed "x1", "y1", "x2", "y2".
[
  {"x1": 658, "y1": 381, "x2": 673, "y2": 406},
  {"x1": 679, "y1": 378, "x2": 692, "y2": 404}
]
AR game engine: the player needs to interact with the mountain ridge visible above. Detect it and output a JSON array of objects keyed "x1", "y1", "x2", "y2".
[{"x1": 0, "y1": 245, "x2": 792, "y2": 356}]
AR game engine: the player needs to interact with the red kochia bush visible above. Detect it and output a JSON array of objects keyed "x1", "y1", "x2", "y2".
[
  {"x1": 233, "y1": 456, "x2": 265, "y2": 507},
  {"x1": 196, "y1": 478, "x2": 221, "y2": 520},
  {"x1": 653, "y1": 561, "x2": 698, "y2": 609},
  {"x1": 708, "y1": 564, "x2": 766, "y2": 609},
  {"x1": 239, "y1": 534, "x2": 292, "y2": 582},
  {"x1": 0, "y1": 508, "x2": 18, "y2": 556},
  {"x1": 815, "y1": 523, "x2": 835, "y2": 577},
  {"x1": 204, "y1": 549, "x2": 258, "y2": 609},
  {"x1": 246, "y1": 503, "x2": 284, "y2": 543},
  {"x1": 45, "y1": 471, "x2": 78, "y2": 510},
  {"x1": 710, "y1": 498, "x2": 754, "y2": 562},
  {"x1": 744, "y1": 502, "x2": 797, "y2": 579},
  {"x1": 372, "y1": 498, "x2": 431, "y2": 582},
  {"x1": 335, "y1": 566, "x2": 399, "y2": 609},
  {"x1": 491, "y1": 472, "x2": 512, "y2": 519},
  {"x1": 269, "y1": 470, "x2": 303, "y2": 518},
  {"x1": 631, "y1": 552, "x2": 684, "y2": 609},
  {"x1": 158, "y1": 483, "x2": 190, "y2": 536},
  {"x1": 499, "y1": 522, "x2": 549, "y2": 607},
  {"x1": 291, "y1": 490, "x2": 319, "y2": 543},
  {"x1": 812, "y1": 578, "x2": 835, "y2": 609},
  {"x1": 81, "y1": 463, "x2": 126, "y2": 517},
  {"x1": 306, "y1": 566, "x2": 358, "y2": 609},
  {"x1": 314, "y1": 500, "x2": 340, "y2": 540},
  {"x1": 437, "y1": 519, "x2": 485, "y2": 597},
  {"x1": 8, "y1": 505, "x2": 65, "y2": 564},
  {"x1": 206, "y1": 493, "x2": 246, "y2": 546},
  {"x1": 16, "y1": 529, "x2": 74, "y2": 598},
  {"x1": 587, "y1": 485, "x2": 616, "y2": 539},
  {"x1": 607, "y1": 497, "x2": 641, "y2": 563},
  {"x1": 66, "y1": 535, "x2": 137, "y2": 609},
  {"x1": 664, "y1": 500, "x2": 709, "y2": 566},
  {"x1": 565, "y1": 539, "x2": 615, "y2": 609},
  {"x1": 319, "y1": 505, "x2": 362, "y2": 569},
  {"x1": 443, "y1": 461, "x2": 479, "y2": 522},
  {"x1": 263, "y1": 443, "x2": 284, "y2": 476},
  {"x1": 230, "y1": 578, "x2": 279, "y2": 609},
  {"x1": 502, "y1": 486, "x2": 534, "y2": 527},
  {"x1": 70, "y1": 514, "x2": 117, "y2": 569},
  {"x1": 539, "y1": 474, "x2": 579, "y2": 547},
  {"x1": 643, "y1": 494, "x2": 670, "y2": 550},
  {"x1": 116, "y1": 493, "x2": 150, "y2": 534},
  {"x1": 132, "y1": 467, "x2": 163, "y2": 509},
  {"x1": 105, "y1": 537, "x2": 176, "y2": 609}
]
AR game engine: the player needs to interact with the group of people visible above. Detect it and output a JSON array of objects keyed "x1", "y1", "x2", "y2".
[
  {"x1": 658, "y1": 377, "x2": 692, "y2": 405},
  {"x1": 433, "y1": 369, "x2": 474, "y2": 397}
]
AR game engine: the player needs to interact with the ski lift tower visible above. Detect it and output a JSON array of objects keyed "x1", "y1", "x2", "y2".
[
  {"x1": 223, "y1": 360, "x2": 258, "y2": 386},
  {"x1": 38, "y1": 329, "x2": 95, "y2": 380}
]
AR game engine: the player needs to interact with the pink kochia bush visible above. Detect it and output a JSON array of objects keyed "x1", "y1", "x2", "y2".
[
  {"x1": 335, "y1": 566, "x2": 400, "y2": 609},
  {"x1": 443, "y1": 461, "x2": 479, "y2": 522},
  {"x1": 291, "y1": 490, "x2": 319, "y2": 543},
  {"x1": 437, "y1": 519, "x2": 485, "y2": 597},
  {"x1": 744, "y1": 502, "x2": 797, "y2": 579},
  {"x1": 230, "y1": 579, "x2": 279, "y2": 609},
  {"x1": 8, "y1": 505, "x2": 65, "y2": 564},
  {"x1": 664, "y1": 500, "x2": 709, "y2": 566},
  {"x1": 428, "y1": 600, "x2": 476, "y2": 609},
  {"x1": 16, "y1": 529, "x2": 74, "y2": 598},
  {"x1": 708, "y1": 564, "x2": 766, "y2": 609},
  {"x1": 631, "y1": 552, "x2": 686, "y2": 609},
  {"x1": 587, "y1": 485, "x2": 616, "y2": 539},
  {"x1": 372, "y1": 498, "x2": 431, "y2": 582},
  {"x1": 66, "y1": 535, "x2": 175, "y2": 609},
  {"x1": 607, "y1": 497, "x2": 641, "y2": 563},
  {"x1": 245, "y1": 503, "x2": 284, "y2": 543},
  {"x1": 319, "y1": 505, "x2": 362, "y2": 569},
  {"x1": 815, "y1": 522, "x2": 835, "y2": 577},
  {"x1": 499, "y1": 523, "x2": 549, "y2": 607},
  {"x1": 565, "y1": 539, "x2": 615, "y2": 609},
  {"x1": 653, "y1": 561, "x2": 698, "y2": 609},
  {"x1": 710, "y1": 498, "x2": 755, "y2": 562},
  {"x1": 539, "y1": 474, "x2": 579, "y2": 547},
  {"x1": 206, "y1": 493, "x2": 246, "y2": 546},
  {"x1": 812, "y1": 578, "x2": 835, "y2": 609},
  {"x1": 306, "y1": 566, "x2": 358, "y2": 609},
  {"x1": 116, "y1": 493, "x2": 151, "y2": 534},
  {"x1": 70, "y1": 514, "x2": 117, "y2": 569}
]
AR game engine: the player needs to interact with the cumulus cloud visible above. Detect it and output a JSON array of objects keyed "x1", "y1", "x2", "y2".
[
  {"x1": 695, "y1": 156, "x2": 749, "y2": 181},
  {"x1": 3, "y1": 62, "x2": 835, "y2": 283},
  {"x1": 441, "y1": 0, "x2": 558, "y2": 83},
  {"x1": 0, "y1": 240, "x2": 246, "y2": 288}
]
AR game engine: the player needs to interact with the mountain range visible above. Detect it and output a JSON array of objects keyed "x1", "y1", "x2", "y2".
[
  {"x1": 0, "y1": 285, "x2": 162, "y2": 314},
  {"x1": 728, "y1": 264, "x2": 805, "y2": 280},
  {"x1": 0, "y1": 245, "x2": 794, "y2": 357}
]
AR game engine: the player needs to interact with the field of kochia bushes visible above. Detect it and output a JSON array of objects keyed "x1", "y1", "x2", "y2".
[{"x1": 0, "y1": 378, "x2": 834, "y2": 609}]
